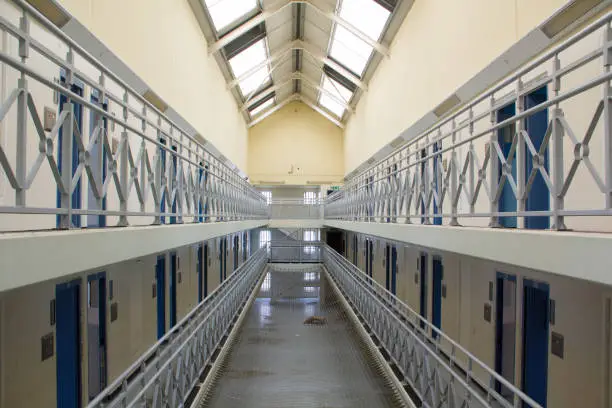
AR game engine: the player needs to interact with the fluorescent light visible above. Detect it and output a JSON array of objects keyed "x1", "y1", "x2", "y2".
[
  {"x1": 204, "y1": 0, "x2": 258, "y2": 32},
  {"x1": 250, "y1": 98, "x2": 275, "y2": 117},
  {"x1": 338, "y1": 0, "x2": 390, "y2": 41},
  {"x1": 228, "y1": 39, "x2": 271, "y2": 96},
  {"x1": 329, "y1": 26, "x2": 373, "y2": 75}
]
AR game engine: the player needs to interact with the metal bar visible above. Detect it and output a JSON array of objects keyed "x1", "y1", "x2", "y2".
[{"x1": 298, "y1": 94, "x2": 345, "y2": 128}]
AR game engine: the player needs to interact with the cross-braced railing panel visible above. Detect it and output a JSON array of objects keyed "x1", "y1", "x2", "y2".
[
  {"x1": 326, "y1": 11, "x2": 612, "y2": 232},
  {"x1": 0, "y1": 0, "x2": 267, "y2": 232},
  {"x1": 86, "y1": 248, "x2": 268, "y2": 408},
  {"x1": 323, "y1": 245, "x2": 542, "y2": 408}
]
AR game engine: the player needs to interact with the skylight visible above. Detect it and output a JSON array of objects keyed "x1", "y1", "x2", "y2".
[
  {"x1": 328, "y1": 0, "x2": 391, "y2": 76},
  {"x1": 228, "y1": 39, "x2": 271, "y2": 96},
  {"x1": 339, "y1": 0, "x2": 390, "y2": 40},
  {"x1": 250, "y1": 98, "x2": 275, "y2": 117},
  {"x1": 204, "y1": 0, "x2": 258, "y2": 32},
  {"x1": 319, "y1": 76, "x2": 353, "y2": 118}
]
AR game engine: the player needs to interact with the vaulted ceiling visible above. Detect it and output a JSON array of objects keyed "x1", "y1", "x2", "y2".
[{"x1": 188, "y1": 0, "x2": 414, "y2": 128}]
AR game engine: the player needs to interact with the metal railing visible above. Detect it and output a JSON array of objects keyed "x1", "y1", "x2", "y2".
[
  {"x1": 0, "y1": 0, "x2": 267, "y2": 231},
  {"x1": 268, "y1": 239, "x2": 323, "y2": 262},
  {"x1": 268, "y1": 199, "x2": 323, "y2": 219},
  {"x1": 326, "y1": 10, "x2": 612, "y2": 231},
  {"x1": 323, "y1": 245, "x2": 542, "y2": 408},
  {"x1": 86, "y1": 248, "x2": 268, "y2": 408}
]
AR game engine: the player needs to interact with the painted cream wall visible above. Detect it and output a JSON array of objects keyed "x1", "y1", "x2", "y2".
[
  {"x1": 248, "y1": 101, "x2": 344, "y2": 185},
  {"x1": 57, "y1": 0, "x2": 248, "y2": 170},
  {"x1": 344, "y1": 0, "x2": 570, "y2": 174},
  {"x1": 343, "y1": 230, "x2": 610, "y2": 408}
]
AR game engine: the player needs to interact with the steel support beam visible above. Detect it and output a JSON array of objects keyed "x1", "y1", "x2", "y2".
[
  {"x1": 247, "y1": 93, "x2": 300, "y2": 127},
  {"x1": 298, "y1": 94, "x2": 345, "y2": 128}
]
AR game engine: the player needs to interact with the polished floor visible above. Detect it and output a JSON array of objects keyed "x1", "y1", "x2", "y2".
[{"x1": 204, "y1": 266, "x2": 399, "y2": 408}]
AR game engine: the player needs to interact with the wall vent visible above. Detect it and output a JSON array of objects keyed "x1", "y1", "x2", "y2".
[
  {"x1": 433, "y1": 93, "x2": 461, "y2": 118},
  {"x1": 143, "y1": 89, "x2": 168, "y2": 112},
  {"x1": 390, "y1": 136, "x2": 405, "y2": 149},
  {"x1": 26, "y1": 0, "x2": 70, "y2": 27},
  {"x1": 542, "y1": 0, "x2": 602, "y2": 39}
]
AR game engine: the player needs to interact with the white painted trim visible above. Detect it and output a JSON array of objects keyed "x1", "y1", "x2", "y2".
[
  {"x1": 0, "y1": 220, "x2": 266, "y2": 292},
  {"x1": 325, "y1": 220, "x2": 612, "y2": 285}
]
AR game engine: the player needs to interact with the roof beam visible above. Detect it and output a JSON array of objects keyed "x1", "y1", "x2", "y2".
[
  {"x1": 298, "y1": 95, "x2": 345, "y2": 128},
  {"x1": 227, "y1": 39, "x2": 367, "y2": 91},
  {"x1": 241, "y1": 74, "x2": 298, "y2": 111},
  {"x1": 298, "y1": 75, "x2": 353, "y2": 114},
  {"x1": 209, "y1": 0, "x2": 389, "y2": 58},
  {"x1": 248, "y1": 93, "x2": 300, "y2": 127}
]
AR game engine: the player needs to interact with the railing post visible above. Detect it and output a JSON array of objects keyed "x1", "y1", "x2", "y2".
[
  {"x1": 118, "y1": 90, "x2": 129, "y2": 227},
  {"x1": 515, "y1": 78, "x2": 526, "y2": 229},
  {"x1": 15, "y1": 12, "x2": 29, "y2": 208},
  {"x1": 550, "y1": 55, "x2": 567, "y2": 230},
  {"x1": 488, "y1": 95, "x2": 501, "y2": 228},
  {"x1": 603, "y1": 24, "x2": 612, "y2": 211},
  {"x1": 153, "y1": 117, "x2": 162, "y2": 225},
  {"x1": 450, "y1": 123, "x2": 460, "y2": 226},
  {"x1": 59, "y1": 48, "x2": 75, "y2": 230}
]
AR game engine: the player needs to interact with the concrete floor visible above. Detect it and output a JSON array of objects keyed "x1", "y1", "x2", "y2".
[{"x1": 204, "y1": 266, "x2": 398, "y2": 408}]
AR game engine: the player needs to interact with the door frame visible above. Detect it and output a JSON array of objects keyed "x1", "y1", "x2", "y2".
[
  {"x1": 169, "y1": 252, "x2": 177, "y2": 327},
  {"x1": 86, "y1": 271, "x2": 107, "y2": 401},
  {"x1": 419, "y1": 252, "x2": 428, "y2": 328},
  {"x1": 495, "y1": 271, "x2": 517, "y2": 395}
]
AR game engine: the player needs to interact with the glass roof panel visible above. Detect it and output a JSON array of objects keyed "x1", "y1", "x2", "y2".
[
  {"x1": 319, "y1": 76, "x2": 352, "y2": 118},
  {"x1": 204, "y1": 0, "x2": 258, "y2": 32},
  {"x1": 250, "y1": 98, "x2": 275, "y2": 117},
  {"x1": 339, "y1": 0, "x2": 391, "y2": 41},
  {"x1": 322, "y1": 76, "x2": 352, "y2": 102},
  {"x1": 228, "y1": 39, "x2": 271, "y2": 96},
  {"x1": 329, "y1": 26, "x2": 373, "y2": 76},
  {"x1": 319, "y1": 94, "x2": 346, "y2": 117}
]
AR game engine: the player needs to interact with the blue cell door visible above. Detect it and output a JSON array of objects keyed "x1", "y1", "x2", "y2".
[
  {"x1": 497, "y1": 103, "x2": 518, "y2": 228},
  {"x1": 353, "y1": 235, "x2": 358, "y2": 266},
  {"x1": 155, "y1": 255, "x2": 166, "y2": 339},
  {"x1": 169, "y1": 252, "x2": 177, "y2": 327},
  {"x1": 56, "y1": 278, "x2": 82, "y2": 408},
  {"x1": 88, "y1": 91, "x2": 107, "y2": 228},
  {"x1": 203, "y1": 244, "x2": 209, "y2": 298},
  {"x1": 223, "y1": 238, "x2": 228, "y2": 280},
  {"x1": 57, "y1": 79, "x2": 84, "y2": 228},
  {"x1": 419, "y1": 253, "x2": 428, "y2": 329},
  {"x1": 385, "y1": 244, "x2": 391, "y2": 291},
  {"x1": 368, "y1": 240, "x2": 374, "y2": 278},
  {"x1": 431, "y1": 257, "x2": 443, "y2": 338},
  {"x1": 495, "y1": 272, "x2": 517, "y2": 400},
  {"x1": 524, "y1": 87, "x2": 549, "y2": 229},
  {"x1": 522, "y1": 279, "x2": 550, "y2": 407},
  {"x1": 390, "y1": 245, "x2": 397, "y2": 295},
  {"x1": 364, "y1": 239, "x2": 370, "y2": 277},
  {"x1": 87, "y1": 272, "x2": 107, "y2": 401},
  {"x1": 233, "y1": 235, "x2": 239, "y2": 271},
  {"x1": 197, "y1": 244, "x2": 204, "y2": 302},
  {"x1": 243, "y1": 232, "x2": 248, "y2": 261}
]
